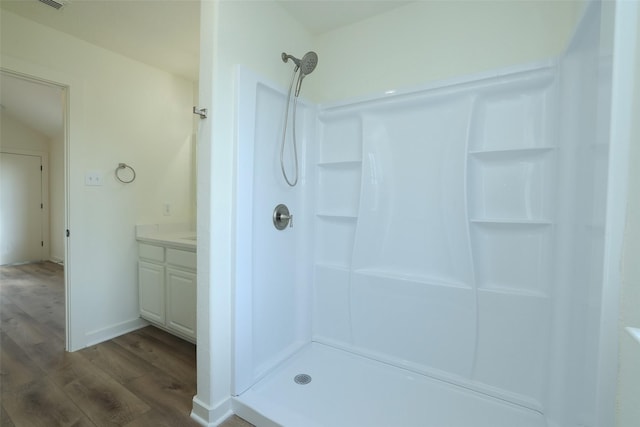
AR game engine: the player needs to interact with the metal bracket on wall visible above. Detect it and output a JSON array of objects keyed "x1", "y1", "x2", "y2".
[{"x1": 193, "y1": 106, "x2": 207, "y2": 119}]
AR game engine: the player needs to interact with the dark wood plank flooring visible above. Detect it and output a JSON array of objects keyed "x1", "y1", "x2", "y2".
[{"x1": 0, "y1": 262, "x2": 252, "y2": 427}]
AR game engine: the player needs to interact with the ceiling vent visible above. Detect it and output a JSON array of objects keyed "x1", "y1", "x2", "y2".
[{"x1": 38, "y1": 0, "x2": 67, "y2": 10}]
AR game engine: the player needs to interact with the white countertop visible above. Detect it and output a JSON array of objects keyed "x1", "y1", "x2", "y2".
[{"x1": 136, "y1": 223, "x2": 196, "y2": 250}]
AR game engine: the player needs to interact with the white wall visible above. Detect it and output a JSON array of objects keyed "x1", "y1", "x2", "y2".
[
  {"x1": 194, "y1": 0, "x2": 314, "y2": 423},
  {"x1": 310, "y1": 1, "x2": 584, "y2": 103},
  {"x1": 1, "y1": 10, "x2": 196, "y2": 349},
  {"x1": 617, "y1": 3, "x2": 640, "y2": 426}
]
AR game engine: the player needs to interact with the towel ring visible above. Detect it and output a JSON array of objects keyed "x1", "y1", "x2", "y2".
[{"x1": 115, "y1": 163, "x2": 136, "y2": 183}]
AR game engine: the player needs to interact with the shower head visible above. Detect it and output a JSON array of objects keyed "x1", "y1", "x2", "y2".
[
  {"x1": 282, "y1": 51, "x2": 318, "y2": 76},
  {"x1": 282, "y1": 51, "x2": 318, "y2": 97},
  {"x1": 298, "y1": 51, "x2": 318, "y2": 76}
]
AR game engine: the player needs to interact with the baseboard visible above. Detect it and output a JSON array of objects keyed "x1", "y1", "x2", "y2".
[
  {"x1": 84, "y1": 318, "x2": 149, "y2": 347},
  {"x1": 191, "y1": 395, "x2": 233, "y2": 427}
]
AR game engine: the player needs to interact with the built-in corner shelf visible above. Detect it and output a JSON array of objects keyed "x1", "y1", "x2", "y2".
[
  {"x1": 316, "y1": 213, "x2": 358, "y2": 220},
  {"x1": 468, "y1": 146, "x2": 555, "y2": 161},
  {"x1": 316, "y1": 158, "x2": 362, "y2": 224},
  {"x1": 353, "y1": 267, "x2": 471, "y2": 290},
  {"x1": 317, "y1": 160, "x2": 362, "y2": 169},
  {"x1": 477, "y1": 285, "x2": 549, "y2": 299},
  {"x1": 470, "y1": 219, "x2": 553, "y2": 226}
]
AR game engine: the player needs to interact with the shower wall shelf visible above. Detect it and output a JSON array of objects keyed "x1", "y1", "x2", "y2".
[
  {"x1": 315, "y1": 215, "x2": 357, "y2": 268},
  {"x1": 470, "y1": 219, "x2": 553, "y2": 225},
  {"x1": 468, "y1": 146, "x2": 555, "y2": 159},
  {"x1": 315, "y1": 152, "x2": 362, "y2": 234},
  {"x1": 353, "y1": 268, "x2": 471, "y2": 290},
  {"x1": 463, "y1": 67, "x2": 556, "y2": 404},
  {"x1": 317, "y1": 160, "x2": 362, "y2": 168},
  {"x1": 468, "y1": 143, "x2": 555, "y2": 221},
  {"x1": 316, "y1": 115, "x2": 362, "y2": 164},
  {"x1": 316, "y1": 213, "x2": 358, "y2": 219},
  {"x1": 477, "y1": 286, "x2": 550, "y2": 299}
]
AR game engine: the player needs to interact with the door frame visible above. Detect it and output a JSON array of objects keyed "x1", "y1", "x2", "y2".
[
  {"x1": 0, "y1": 63, "x2": 74, "y2": 350},
  {"x1": 0, "y1": 149, "x2": 50, "y2": 264}
]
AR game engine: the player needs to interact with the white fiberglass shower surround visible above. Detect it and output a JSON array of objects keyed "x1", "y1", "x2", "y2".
[{"x1": 230, "y1": 3, "x2": 619, "y2": 427}]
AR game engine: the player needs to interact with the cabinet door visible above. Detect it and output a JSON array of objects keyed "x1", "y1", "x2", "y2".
[
  {"x1": 139, "y1": 261, "x2": 165, "y2": 324},
  {"x1": 166, "y1": 267, "x2": 197, "y2": 339}
]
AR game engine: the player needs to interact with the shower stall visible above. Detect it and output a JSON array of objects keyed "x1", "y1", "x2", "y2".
[{"x1": 227, "y1": 2, "x2": 622, "y2": 426}]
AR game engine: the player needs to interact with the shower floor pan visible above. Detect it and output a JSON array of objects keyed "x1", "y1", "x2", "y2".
[{"x1": 233, "y1": 342, "x2": 546, "y2": 427}]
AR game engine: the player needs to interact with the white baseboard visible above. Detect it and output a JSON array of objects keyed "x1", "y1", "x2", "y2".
[
  {"x1": 84, "y1": 318, "x2": 149, "y2": 347},
  {"x1": 191, "y1": 395, "x2": 233, "y2": 427}
]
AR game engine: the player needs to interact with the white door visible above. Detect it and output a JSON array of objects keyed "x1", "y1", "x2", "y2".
[{"x1": 0, "y1": 152, "x2": 44, "y2": 265}]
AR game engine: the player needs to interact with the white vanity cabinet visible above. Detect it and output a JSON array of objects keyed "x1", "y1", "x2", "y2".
[{"x1": 138, "y1": 242, "x2": 196, "y2": 342}]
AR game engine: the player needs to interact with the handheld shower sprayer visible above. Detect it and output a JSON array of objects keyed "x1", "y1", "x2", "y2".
[
  {"x1": 282, "y1": 51, "x2": 318, "y2": 96},
  {"x1": 279, "y1": 51, "x2": 318, "y2": 187}
]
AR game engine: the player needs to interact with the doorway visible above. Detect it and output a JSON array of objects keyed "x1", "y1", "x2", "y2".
[
  {"x1": 0, "y1": 151, "x2": 47, "y2": 264},
  {"x1": 0, "y1": 69, "x2": 68, "y2": 347}
]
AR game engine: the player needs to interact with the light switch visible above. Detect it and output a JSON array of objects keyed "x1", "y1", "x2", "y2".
[{"x1": 85, "y1": 171, "x2": 103, "y2": 186}]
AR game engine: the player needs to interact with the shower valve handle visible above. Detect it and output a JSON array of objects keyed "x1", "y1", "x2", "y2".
[
  {"x1": 280, "y1": 213, "x2": 293, "y2": 228},
  {"x1": 273, "y1": 204, "x2": 293, "y2": 230},
  {"x1": 276, "y1": 212, "x2": 293, "y2": 227}
]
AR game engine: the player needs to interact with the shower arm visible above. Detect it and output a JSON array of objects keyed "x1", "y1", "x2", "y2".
[{"x1": 281, "y1": 53, "x2": 301, "y2": 71}]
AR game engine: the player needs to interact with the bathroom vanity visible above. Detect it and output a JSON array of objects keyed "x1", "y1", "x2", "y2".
[{"x1": 136, "y1": 225, "x2": 196, "y2": 343}]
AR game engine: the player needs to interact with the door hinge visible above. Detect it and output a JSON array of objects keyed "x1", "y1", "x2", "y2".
[
  {"x1": 40, "y1": 165, "x2": 43, "y2": 171},
  {"x1": 66, "y1": 229, "x2": 70, "y2": 237},
  {"x1": 40, "y1": 203, "x2": 43, "y2": 209},
  {"x1": 41, "y1": 241, "x2": 44, "y2": 247}
]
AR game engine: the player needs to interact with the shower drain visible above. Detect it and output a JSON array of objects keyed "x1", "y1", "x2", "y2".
[{"x1": 294, "y1": 373, "x2": 312, "y2": 385}]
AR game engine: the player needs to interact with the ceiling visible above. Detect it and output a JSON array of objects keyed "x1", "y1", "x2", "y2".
[
  {"x1": 278, "y1": 1, "x2": 412, "y2": 35},
  {"x1": 0, "y1": 0, "x2": 411, "y2": 138},
  {"x1": 0, "y1": 73, "x2": 64, "y2": 138},
  {"x1": 0, "y1": 0, "x2": 201, "y2": 82}
]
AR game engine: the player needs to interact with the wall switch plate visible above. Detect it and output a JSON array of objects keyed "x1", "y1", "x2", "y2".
[
  {"x1": 85, "y1": 171, "x2": 103, "y2": 186},
  {"x1": 163, "y1": 203, "x2": 171, "y2": 216}
]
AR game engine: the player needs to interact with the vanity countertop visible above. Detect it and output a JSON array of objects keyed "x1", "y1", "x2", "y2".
[{"x1": 136, "y1": 223, "x2": 196, "y2": 250}]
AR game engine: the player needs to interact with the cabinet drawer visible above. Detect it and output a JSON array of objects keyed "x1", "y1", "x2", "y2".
[
  {"x1": 139, "y1": 243, "x2": 164, "y2": 262},
  {"x1": 166, "y1": 248, "x2": 196, "y2": 269}
]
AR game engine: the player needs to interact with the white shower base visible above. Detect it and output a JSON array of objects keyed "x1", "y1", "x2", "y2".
[{"x1": 233, "y1": 342, "x2": 546, "y2": 427}]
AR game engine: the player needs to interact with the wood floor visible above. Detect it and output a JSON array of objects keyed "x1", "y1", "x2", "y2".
[{"x1": 0, "y1": 262, "x2": 252, "y2": 427}]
